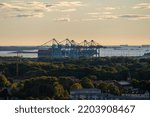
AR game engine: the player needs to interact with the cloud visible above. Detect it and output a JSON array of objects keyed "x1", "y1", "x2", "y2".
[
  {"x1": 87, "y1": 12, "x2": 99, "y2": 15},
  {"x1": 102, "y1": 12, "x2": 112, "y2": 15},
  {"x1": 104, "y1": 7, "x2": 116, "y2": 10},
  {"x1": 83, "y1": 14, "x2": 118, "y2": 21},
  {"x1": 87, "y1": 11, "x2": 117, "y2": 21},
  {"x1": 15, "y1": 14, "x2": 37, "y2": 18},
  {"x1": 133, "y1": 3, "x2": 150, "y2": 9},
  {"x1": 50, "y1": 1, "x2": 84, "y2": 12},
  {"x1": 101, "y1": 15, "x2": 118, "y2": 20},
  {"x1": 82, "y1": 18, "x2": 98, "y2": 21},
  {"x1": 85, "y1": 12, "x2": 150, "y2": 21},
  {"x1": 60, "y1": 8, "x2": 77, "y2": 12},
  {"x1": 0, "y1": 2, "x2": 47, "y2": 18},
  {"x1": 54, "y1": 17, "x2": 71, "y2": 22},
  {"x1": 15, "y1": 13, "x2": 44, "y2": 18},
  {"x1": 120, "y1": 14, "x2": 150, "y2": 20},
  {"x1": 0, "y1": 1, "x2": 84, "y2": 18},
  {"x1": 54, "y1": 1, "x2": 83, "y2": 7},
  {"x1": 0, "y1": 2, "x2": 24, "y2": 11}
]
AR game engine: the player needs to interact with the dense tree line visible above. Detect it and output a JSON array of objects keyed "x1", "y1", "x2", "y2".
[
  {"x1": 0, "y1": 57, "x2": 150, "y2": 80},
  {"x1": 0, "y1": 57, "x2": 150, "y2": 99},
  {"x1": 0, "y1": 74, "x2": 150, "y2": 99}
]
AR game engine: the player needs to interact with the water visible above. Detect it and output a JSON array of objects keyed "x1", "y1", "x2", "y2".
[
  {"x1": 0, "y1": 46, "x2": 150, "y2": 58},
  {"x1": 0, "y1": 51, "x2": 37, "y2": 58}
]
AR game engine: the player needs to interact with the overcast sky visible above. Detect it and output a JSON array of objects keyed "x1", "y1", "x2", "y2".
[{"x1": 0, "y1": 0, "x2": 150, "y2": 46}]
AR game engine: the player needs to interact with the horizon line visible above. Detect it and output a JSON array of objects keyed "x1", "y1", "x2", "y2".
[{"x1": 0, "y1": 44, "x2": 150, "y2": 47}]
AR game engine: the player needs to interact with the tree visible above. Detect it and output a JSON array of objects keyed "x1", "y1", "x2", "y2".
[
  {"x1": 147, "y1": 80, "x2": 150, "y2": 93},
  {"x1": 71, "y1": 83, "x2": 82, "y2": 90},
  {"x1": 17, "y1": 77, "x2": 68, "y2": 99},
  {"x1": 53, "y1": 82, "x2": 65, "y2": 98},
  {"x1": 25, "y1": 68, "x2": 48, "y2": 77},
  {"x1": 107, "y1": 83, "x2": 120, "y2": 95},
  {"x1": 97, "y1": 81, "x2": 108, "y2": 92},
  {"x1": 59, "y1": 77, "x2": 74, "y2": 91},
  {"x1": 0, "y1": 74, "x2": 10, "y2": 87},
  {"x1": 131, "y1": 79, "x2": 139, "y2": 88},
  {"x1": 81, "y1": 78, "x2": 94, "y2": 88}
]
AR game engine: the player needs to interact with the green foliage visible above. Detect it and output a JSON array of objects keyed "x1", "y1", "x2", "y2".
[
  {"x1": 0, "y1": 74, "x2": 11, "y2": 87},
  {"x1": 59, "y1": 77, "x2": 74, "y2": 91},
  {"x1": 1, "y1": 57, "x2": 150, "y2": 99},
  {"x1": 71, "y1": 83, "x2": 82, "y2": 90},
  {"x1": 1, "y1": 57, "x2": 150, "y2": 80},
  {"x1": 14, "y1": 77, "x2": 68, "y2": 99},
  {"x1": 81, "y1": 77, "x2": 94, "y2": 88},
  {"x1": 107, "y1": 83, "x2": 120, "y2": 95},
  {"x1": 25, "y1": 68, "x2": 48, "y2": 77},
  {"x1": 131, "y1": 79, "x2": 139, "y2": 88},
  {"x1": 53, "y1": 82, "x2": 64, "y2": 97},
  {"x1": 97, "y1": 81, "x2": 108, "y2": 92}
]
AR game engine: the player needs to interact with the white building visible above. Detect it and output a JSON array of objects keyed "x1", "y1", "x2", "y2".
[
  {"x1": 122, "y1": 91, "x2": 149, "y2": 99},
  {"x1": 70, "y1": 88, "x2": 150, "y2": 100}
]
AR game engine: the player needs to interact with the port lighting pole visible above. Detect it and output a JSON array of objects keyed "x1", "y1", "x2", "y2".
[{"x1": 16, "y1": 52, "x2": 19, "y2": 77}]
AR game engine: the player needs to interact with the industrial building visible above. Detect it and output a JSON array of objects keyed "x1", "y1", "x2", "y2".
[
  {"x1": 70, "y1": 88, "x2": 150, "y2": 100},
  {"x1": 38, "y1": 38, "x2": 103, "y2": 58}
]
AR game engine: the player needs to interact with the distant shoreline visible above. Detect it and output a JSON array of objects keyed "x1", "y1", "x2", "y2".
[{"x1": 0, "y1": 45, "x2": 150, "y2": 51}]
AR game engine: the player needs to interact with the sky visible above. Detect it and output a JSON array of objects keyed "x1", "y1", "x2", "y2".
[{"x1": 0, "y1": 0, "x2": 150, "y2": 46}]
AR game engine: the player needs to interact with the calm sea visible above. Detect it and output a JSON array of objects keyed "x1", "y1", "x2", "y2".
[
  {"x1": 0, "y1": 51, "x2": 37, "y2": 58},
  {"x1": 0, "y1": 46, "x2": 150, "y2": 58}
]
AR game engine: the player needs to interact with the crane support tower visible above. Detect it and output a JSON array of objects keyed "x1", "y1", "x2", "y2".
[{"x1": 38, "y1": 38, "x2": 103, "y2": 58}]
